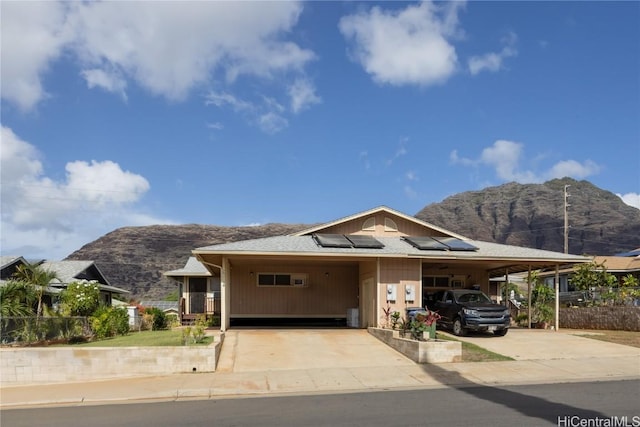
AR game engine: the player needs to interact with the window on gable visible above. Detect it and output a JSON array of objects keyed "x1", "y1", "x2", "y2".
[
  {"x1": 362, "y1": 217, "x2": 375, "y2": 231},
  {"x1": 384, "y1": 218, "x2": 398, "y2": 232}
]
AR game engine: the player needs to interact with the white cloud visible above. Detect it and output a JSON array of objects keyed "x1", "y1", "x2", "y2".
[
  {"x1": 1, "y1": 1, "x2": 318, "y2": 128},
  {"x1": 0, "y1": 126, "x2": 171, "y2": 259},
  {"x1": 617, "y1": 193, "x2": 640, "y2": 209},
  {"x1": 339, "y1": 1, "x2": 464, "y2": 87},
  {"x1": 468, "y1": 31, "x2": 518, "y2": 75},
  {"x1": 258, "y1": 112, "x2": 289, "y2": 134},
  {"x1": 544, "y1": 159, "x2": 601, "y2": 181},
  {"x1": 80, "y1": 68, "x2": 127, "y2": 100},
  {"x1": 289, "y1": 79, "x2": 321, "y2": 113},
  {"x1": 450, "y1": 139, "x2": 601, "y2": 184},
  {"x1": 0, "y1": 1, "x2": 73, "y2": 111},
  {"x1": 68, "y1": 1, "x2": 313, "y2": 101}
]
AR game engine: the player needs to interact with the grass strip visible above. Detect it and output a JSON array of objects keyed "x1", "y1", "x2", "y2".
[
  {"x1": 436, "y1": 332, "x2": 514, "y2": 362},
  {"x1": 67, "y1": 329, "x2": 213, "y2": 347}
]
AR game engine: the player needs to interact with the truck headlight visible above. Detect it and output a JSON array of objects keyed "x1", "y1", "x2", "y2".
[{"x1": 463, "y1": 308, "x2": 479, "y2": 316}]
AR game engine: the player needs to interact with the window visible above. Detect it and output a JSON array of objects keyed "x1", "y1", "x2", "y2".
[
  {"x1": 423, "y1": 276, "x2": 450, "y2": 287},
  {"x1": 362, "y1": 217, "x2": 375, "y2": 231},
  {"x1": 384, "y1": 218, "x2": 398, "y2": 232},
  {"x1": 257, "y1": 273, "x2": 308, "y2": 287}
]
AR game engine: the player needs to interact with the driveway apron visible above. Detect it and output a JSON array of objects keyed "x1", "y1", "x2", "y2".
[{"x1": 216, "y1": 329, "x2": 415, "y2": 373}]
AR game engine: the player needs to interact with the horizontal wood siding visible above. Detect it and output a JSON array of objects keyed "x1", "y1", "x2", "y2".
[
  {"x1": 320, "y1": 212, "x2": 448, "y2": 237},
  {"x1": 230, "y1": 263, "x2": 358, "y2": 317}
]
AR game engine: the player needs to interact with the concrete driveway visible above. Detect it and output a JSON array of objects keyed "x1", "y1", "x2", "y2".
[
  {"x1": 216, "y1": 329, "x2": 415, "y2": 373},
  {"x1": 447, "y1": 328, "x2": 640, "y2": 360}
]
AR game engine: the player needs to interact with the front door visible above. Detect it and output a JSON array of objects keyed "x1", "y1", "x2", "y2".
[{"x1": 189, "y1": 278, "x2": 207, "y2": 314}]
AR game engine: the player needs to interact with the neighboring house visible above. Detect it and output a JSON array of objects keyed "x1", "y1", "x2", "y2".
[
  {"x1": 539, "y1": 255, "x2": 640, "y2": 292},
  {"x1": 1, "y1": 256, "x2": 30, "y2": 281},
  {"x1": 170, "y1": 206, "x2": 589, "y2": 331},
  {"x1": 164, "y1": 257, "x2": 218, "y2": 325},
  {"x1": 0, "y1": 256, "x2": 129, "y2": 308}
]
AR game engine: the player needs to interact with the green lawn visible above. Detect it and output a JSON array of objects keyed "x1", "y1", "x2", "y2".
[
  {"x1": 71, "y1": 329, "x2": 213, "y2": 347},
  {"x1": 436, "y1": 332, "x2": 514, "y2": 362}
]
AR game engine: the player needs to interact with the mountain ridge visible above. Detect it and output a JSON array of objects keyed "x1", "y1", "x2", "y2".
[{"x1": 66, "y1": 178, "x2": 640, "y2": 299}]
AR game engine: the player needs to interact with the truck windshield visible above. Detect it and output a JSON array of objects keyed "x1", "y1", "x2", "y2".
[{"x1": 456, "y1": 292, "x2": 492, "y2": 303}]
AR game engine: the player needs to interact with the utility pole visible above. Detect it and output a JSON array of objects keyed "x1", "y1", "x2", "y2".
[{"x1": 564, "y1": 184, "x2": 570, "y2": 254}]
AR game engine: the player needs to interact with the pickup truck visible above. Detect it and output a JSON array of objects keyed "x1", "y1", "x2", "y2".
[{"x1": 427, "y1": 289, "x2": 510, "y2": 337}]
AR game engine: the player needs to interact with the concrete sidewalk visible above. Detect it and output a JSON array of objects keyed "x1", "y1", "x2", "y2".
[{"x1": 1, "y1": 329, "x2": 639, "y2": 408}]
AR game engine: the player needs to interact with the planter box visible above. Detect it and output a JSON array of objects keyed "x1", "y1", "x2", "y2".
[{"x1": 368, "y1": 327, "x2": 461, "y2": 363}]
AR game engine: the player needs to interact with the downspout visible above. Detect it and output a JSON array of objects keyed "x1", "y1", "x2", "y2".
[{"x1": 555, "y1": 263, "x2": 560, "y2": 331}]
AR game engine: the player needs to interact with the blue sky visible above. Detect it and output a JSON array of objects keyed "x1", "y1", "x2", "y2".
[{"x1": 1, "y1": 1, "x2": 639, "y2": 260}]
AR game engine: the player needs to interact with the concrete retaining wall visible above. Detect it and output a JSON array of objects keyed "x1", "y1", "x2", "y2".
[
  {"x1": 368, "y1": 327, "x2": 461, "y2": 363},
  {"x1": 559, "y1": 307, "x2": 640, "y2": 331},
  {"x1": 0, "y1": 337, "x2": 223, "y2": 386}
]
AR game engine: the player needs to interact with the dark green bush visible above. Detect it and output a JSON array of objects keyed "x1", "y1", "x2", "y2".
[{"x1": 145, "y1": 307, "x2": 168, "y2": 331}]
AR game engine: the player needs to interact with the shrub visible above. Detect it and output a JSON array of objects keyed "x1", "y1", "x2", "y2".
[
  {"x1": 60, "y1": 280, "x2": 101, "y2": 316},
  {"x1": 90, "y1": 306, "x2": 130, "y2": 339},
  {"x1": 145, "y1": 307, "x2": 168, "y2": 331}
]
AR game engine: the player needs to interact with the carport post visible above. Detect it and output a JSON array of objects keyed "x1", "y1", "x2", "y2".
[
  {"x1": 527, "y1": 266, "x2": 532, "y2": 329},
  {"x1": 555, "y1": 264, "x2": 560, "y2": 331}
]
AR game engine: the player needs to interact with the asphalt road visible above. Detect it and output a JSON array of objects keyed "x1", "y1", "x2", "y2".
[{"x1": 3, "y1": 380, "x2": 639, "y2": 427}]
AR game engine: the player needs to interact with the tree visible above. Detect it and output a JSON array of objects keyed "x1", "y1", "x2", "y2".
[
  {"x1": 0, "y1": 281, "x2": 36, "y2": 317},
  {"x1": 12, "y1": 264, "x2": 59, "y2": 318},
  {"x1": 570, "y1": 261, "x2": 617, "y2": 291},
  {"x1": 60, "y1": 280, "x2": 101, "y2": 317}
]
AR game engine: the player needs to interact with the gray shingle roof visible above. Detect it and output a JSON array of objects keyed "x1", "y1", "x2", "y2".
[
  {"x1": 164, "y1": 257, "x2": 212, "y2": 277},
  {"x1": 195, "y1": 235, "x2": 588, "y2": 263}
]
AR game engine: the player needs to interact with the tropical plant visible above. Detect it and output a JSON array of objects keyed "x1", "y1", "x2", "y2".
[
  {"x1": 381, "y1": 304, "x2": 392, "y2": 328},
  {"x1": 390, "y1": 311, "x2": 401, "y2": 330},
  {"x1": 571, "y1": 261, "x2": 617, "y2": 291},
  {"x1": 90, "y1": 306, "x2": 130, "y2": 339},
  {"x1": 60, "y1": 280, "x2": 101, "y2": 316},
  {"x1": 409, "y1": 310, "x2": 441, "y2": 340},
  {"x1": 0, "y1": 281, "x2": 36, "y2": 317},
  {"x1": 531, "y1": 283, "x2": 554, "y2": 325},
  {"x1": 12, "y1": 264, "x2": 59, "y2": 318}
]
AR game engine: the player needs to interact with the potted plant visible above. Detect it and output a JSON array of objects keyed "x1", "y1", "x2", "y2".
[
  {"x1": 409, "y1": 310, "x2": 441, "y2": 340},
  {"x1": 531, "y1": 284, "x2": 554, "y2": 329}
]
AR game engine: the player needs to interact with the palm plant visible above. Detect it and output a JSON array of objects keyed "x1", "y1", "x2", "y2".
[
  {"x1": 12, "y1": 264, "x2": 59, "y2": 318},
  {"x1": 0, "y1": 281, "x2": 37, "y2": 317}
]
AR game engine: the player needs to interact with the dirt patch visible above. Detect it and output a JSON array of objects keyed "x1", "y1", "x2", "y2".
[{"x1": 570, "y1": 329, "x2": 640, "y2": 348}]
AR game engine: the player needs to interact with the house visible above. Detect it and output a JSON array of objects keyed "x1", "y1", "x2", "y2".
[
  {"x1": 0, "y1": 256, "x2": 129, "y2": 308},
  {"x1": 40, "y1": 260, "x2": 130, "y2": 306},
  {"x1": 164, "y1": 256, "x2": 218, "y2": 325},
  {"x1": 169, "y1": 206, "x2": 589, "y2": 331},
  {"x1": 539, "y1": 255, "x2": 640, "y2": 292}
]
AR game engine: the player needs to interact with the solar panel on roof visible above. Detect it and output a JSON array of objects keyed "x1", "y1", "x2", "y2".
[
  {"x1": 402, "y1": 236, "x2": 448, "y2": 250},
  {"x1": 346, "y1": 235, "x2": 385, "y2": 249},
  {"x1": 434, "y1": 237, "x2": 478, "y2": 251},
  {"x1": 314, "y1": 234, "x2": 353, "y2": 248}
]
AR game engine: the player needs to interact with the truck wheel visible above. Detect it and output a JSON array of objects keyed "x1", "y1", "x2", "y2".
[
  {"x1": 453, "y1": 318, "x2": 467, "y2": 337},
  {"x1": 494, "y1": 328, "x2": 508, "y2": 336}
]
